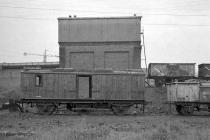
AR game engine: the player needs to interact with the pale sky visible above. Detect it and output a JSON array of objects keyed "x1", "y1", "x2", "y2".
[{"x1": 0, "y1": 0, "x2": 210, "y2": 68}]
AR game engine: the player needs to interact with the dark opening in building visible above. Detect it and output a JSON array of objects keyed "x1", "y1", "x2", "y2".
[{"x1": 35, "y1": 74, "x2": 42, "y2": 86}]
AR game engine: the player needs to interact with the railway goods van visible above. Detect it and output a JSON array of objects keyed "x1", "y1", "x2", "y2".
[
  {"x1": 199, "y1": 63, "x2": 210, "y2": 78},
  {"x1": 148, "y1": 63, "x2": 195, "y2": 86},
  {"x1": 167, "y1": 82, "x2": 210, "y2": 115},
  {"x1": 18, "y1": 68, "x2": 146, "y2": 115}
]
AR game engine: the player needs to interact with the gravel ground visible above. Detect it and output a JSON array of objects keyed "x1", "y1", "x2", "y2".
[{"x1": 1, "y1": 110, "x2": 210, "y2": 140}]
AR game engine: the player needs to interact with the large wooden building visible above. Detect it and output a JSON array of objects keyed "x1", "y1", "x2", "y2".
[{"x1": 58, "y1": 16, "x2": 142, "y2": 70}]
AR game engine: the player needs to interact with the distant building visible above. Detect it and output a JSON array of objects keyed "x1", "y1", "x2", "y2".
[{"x1": 0, "y1": 62, "x2": 59, "y2": 92}]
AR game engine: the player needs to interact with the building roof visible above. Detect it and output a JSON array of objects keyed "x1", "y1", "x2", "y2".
[
  {"x1": 58, "y1": 16, "x2": 142, "y2": 20},
  {"x1": 0, "y1": 62, "x2": 59, "y2": 70}
]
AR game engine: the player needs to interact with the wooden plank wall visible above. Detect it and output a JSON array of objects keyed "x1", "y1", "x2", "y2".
[
  {"x1": 21, "y1": 72, "x2": 145, "y2": 100},
  {"x1": 21, "y1": 73, "x2": 77, "y2": 99},
  {"x1": 21, "y1": 73, "x2": 35, "y2": 98},
  {"x1": 92, "y1": 74, "x2": 145, "y2": 100}
]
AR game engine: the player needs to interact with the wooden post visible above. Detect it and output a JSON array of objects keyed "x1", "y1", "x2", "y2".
[{"x1": 9, "y1": 99, "x2": 18, "y2": 112}]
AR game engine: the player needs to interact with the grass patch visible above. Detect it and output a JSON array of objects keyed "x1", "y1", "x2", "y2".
[{"x1": 30, "y1": 118, "x2": 210, "y2": 140}]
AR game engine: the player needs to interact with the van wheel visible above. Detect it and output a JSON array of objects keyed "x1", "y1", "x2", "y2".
[
  {"x1": 182, "y1": 106, "x2": 194, "y2": 115},
  {"x1": 111, "y1": 104, "x2": 131, "y2": 115},
  {"x1": 176, "y1": 105, "x2": 183, "y2": 115},
  {"x1": 111, "y1": 106, "x2": 125, "y2": 115},
  {"x1": 176, "y1": 105, "x2": 194, "y2": 115},
  {"x1": 37, "y1": 104, "x2": 56, "y2": 115}
]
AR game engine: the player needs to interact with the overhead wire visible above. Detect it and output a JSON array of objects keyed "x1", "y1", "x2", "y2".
[
  {"x1": 0, "y1": 15, "x2": 210, "y2": 27},
  {"x1": 139, "y1": 13, "x2": 210, "y2": 17},
  {"x1": 0, "y1": 15, "x2": 55, "y2": 21},
  {"x1": 144, "y1": 23, "x2": 210, "y2": 27},
  {"x1": 1, "y1": 0, "x2": 210, "y2": 11},
  {"x1": 0, "y1": 5, "x2": 129, "y2": 14},
  {"x1": 0, "y1": 4, "x2": 210, "y2": 27},
  {"x1": 1, "y1": 0, "x2": 210, "y2": 12},
  {"x1": 1, "y1": 5, "x2": 210, "y2": 17}
]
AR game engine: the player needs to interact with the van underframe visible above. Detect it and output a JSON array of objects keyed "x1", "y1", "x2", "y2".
[
  {"x1": 12, "y1": 99, "x2": 147, "y2": 115},
  {"x1": 167, "y1": 101, "x2": 210, "y2": 115}
]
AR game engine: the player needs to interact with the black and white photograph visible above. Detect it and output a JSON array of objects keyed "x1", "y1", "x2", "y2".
[{"x1": 0, "y1": 0, "x2": 210, "y2": 140}]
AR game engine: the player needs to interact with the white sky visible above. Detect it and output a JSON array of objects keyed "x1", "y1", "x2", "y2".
[{"x1": 0, "y1": 0, "x2": 210, "y2": 68}]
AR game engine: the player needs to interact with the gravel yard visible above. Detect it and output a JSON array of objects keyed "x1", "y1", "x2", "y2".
[{"x1": 1, "y1": 110, "x2": 210, "y2": 140}]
